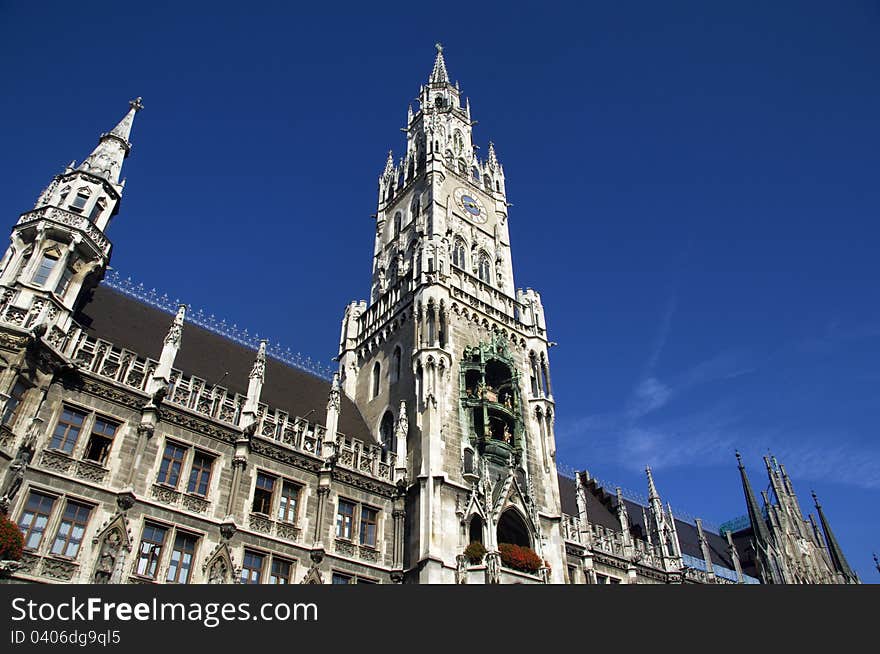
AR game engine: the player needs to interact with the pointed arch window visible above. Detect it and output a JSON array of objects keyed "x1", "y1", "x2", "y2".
[
  {"x1": 412, "y1": 197, "x2": 421, "y2": 219},
  {"x1": 391, "y1": 346, "x2": 402, "y2": 384},
  {"x1": 379, "y1": 410, "x2": 395, "y2": 452},
  {"x1": 453, "y1": 130, "x2": 464, "y2": 155},
  {"x1": 371, "y1": 362, "x2": 381, "y2": 400},
  {"x1": 452, "y1": 238, "x2": 467, "y2": 269},
  {"x1": 393, "y1": 212, "x2": 402, "y2": 238},
  {"x1": 58, "y1": 186, "x2": 71, "y2": 204},
  {"x1": 477, "y1": 252, "x2": 492, "y2": 285}
]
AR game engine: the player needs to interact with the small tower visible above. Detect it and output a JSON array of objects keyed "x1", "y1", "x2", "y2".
[{"x1": 0, "y1": 99, "x2": 143, "y2": 349}]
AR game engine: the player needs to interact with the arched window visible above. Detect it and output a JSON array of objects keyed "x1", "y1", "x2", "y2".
[
  {"x1": 379, "y1": 410, "x2": 395, "y2": 451},
  {"x1": 391, "y1": 346, "x2": 402, "y2": 384},
  {"x1": 484, "y1": 175, "x2": 492, "y2": 190},
  {"x1": 463, "y1": 448, "x2": 475, "y2": 476},
  {"x1": 472, "y1": 167, "x2": 480, "y2": 181},
  {"x1": 495, "y1": 180, "x2": 501, "y2": 192},
  {"x1": 371, "y1": 362, "x2": 381, "y2": 399},
  {"x1": 540, "y1": 355, "x2": 552, "y2": 396},
  {"x1": 411, "y1": 197, "x2": 420, "y2": 218},
  {"x1": 452, "y1": 238, "x2": 466, "y2": 269},
  {"x1": 393, "y1": 212, "x2": 402, "y2": 238},
  {"x1": 497, "y1": 510, "x2": 530, "y2": 547},
  {"x1": 529, "y1": 352, "x2": 540, "y2": 397},
  {"x1": 59, "y1": 186, "x2": 71, "y2": 204},
  {"x1": 469, "y1": 515, "x2": 483, "y2": 544},
  {"x1": 453, "y1": 130, "x2": 463, "y2": 155},
  {"x1": 477, "y1": 253, "x2": 492, "y2": 285}
]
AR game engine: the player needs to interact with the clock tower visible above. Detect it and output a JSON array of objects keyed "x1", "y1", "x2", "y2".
[{"x1": 338, "y1": 46, "x2": 566, "y2": 583}]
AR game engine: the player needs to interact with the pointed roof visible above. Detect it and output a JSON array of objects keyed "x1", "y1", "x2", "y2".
[
  {"x1": 429, "y1": 43, "x2": 450, "y2": 85},
  {"x1": 812, "y1": 491, "x2": 856, "y2": 581},
  {"x1": 736, "y1": 452, "x2": 773, "y2": 548},
  {"x1": 646, "y1": 466, "x2": 660, "y2": 501},
  {"x1": 78, "y1": 97, "x2": 143, "y2": 184}
]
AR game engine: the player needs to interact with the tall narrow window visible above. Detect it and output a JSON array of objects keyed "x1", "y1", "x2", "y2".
[
  {"x1": 393, "y1": 212, "x2": 402, "y2": 238},
  {"x1": 157, "y1": 442, "x2": 187, "y2": 487},
  {"x1": 452, "y1": 238, "x2": 466, "y2": 269},
  {"x1": 391, "y1": 346, "x2": 402, "y2": 383},
  {"x1": 277, "y1": 481, "x2": 300, "y2": 524},
  {"x1": 136, "y1": 522, "x2": 168, "y2": 579},
  {"x1": 31, "y1": 252, "x2": 58, "y2": 287},
  {"x1": 54, "y1": 264, "x2": 75, "y2": 297},
  {"x1": 84, "y1": 417, "x2": 118, "y2": 465},
  {"x1": 69, "y1": 188, "x2": 90, "y2": 213},
  {"x1": 252, "y1": 472, "x2": 276, "y2": 515},
  {"x1": 241, "y1": 550, "x2": 265, "y2": 584},
  {"x1": 50, "y1": 407, "x2": 87, "y2": 454},
  {"x1": 379, "y1": 411, "x2": 394, "y2": 452},
  {"x1": 166, "y1": 532, "x2": 198, "y2": 584},
  {"x1": 88, "y1": 198, "x2": 106, "y2": 222},
  {"x1": 412, "y1": 197, "x2": 421, "y2": 218},
  {"x1": 1, "y1": 380, "x2": 28, "y2": 426},
  {"x1": 187, "y1": 451, "x2": 214, "y2": 496},
  {"x1": 50, "y1": 500, "x2": 92, "y2": 558},
  {"x1": 371, "y1": 362, "x2": 381, "y2": 399},
  {"x1": 18, "y1": 491, "x2": 57, "y2": 550},
  {"x1": 360, "y1": 506, "x2": 378, "y2": 547},
  {"x1": 540, "y1": 358, "x2": 551, "y2": 396},
  {"x1": 478, "y1": 253, "x2": 492, "y2": 284},
  {"x1": 336, "y1": 499, "x2": 355, "y2": 540},
  {"x1": 269, "y1": 557, "x2": 292, "y2": 584}
]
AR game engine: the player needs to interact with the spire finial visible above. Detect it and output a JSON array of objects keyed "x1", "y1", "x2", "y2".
[
  {"x1": 130, "y1": 97, "x2": 144, "y2": 112},
  {"x1": 429, "y1": 43, "x2": 450, "y2": 85}
]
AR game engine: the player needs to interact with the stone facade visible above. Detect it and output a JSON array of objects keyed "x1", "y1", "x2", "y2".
[{"x1": 0, "y1": 48, "x2": 858, "y2": 585}]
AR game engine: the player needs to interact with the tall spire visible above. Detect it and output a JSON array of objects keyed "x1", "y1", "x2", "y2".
[
  {"x1": 429, "y1": 42, "x2": 450, "y2": 85},
  {"x1": 78, "y1": 97, "x2": 144, "y2": 184},
  {"x1": 736, "y1": 451, "x2": 773, "y2": 548},
  {"x1": 812, "y1": 491, "x2": 857, "y2": 582}
]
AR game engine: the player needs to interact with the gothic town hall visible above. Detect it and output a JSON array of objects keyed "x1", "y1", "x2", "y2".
[{"x1": 0, "y1": 48, "x2": 858, "y2": 584}]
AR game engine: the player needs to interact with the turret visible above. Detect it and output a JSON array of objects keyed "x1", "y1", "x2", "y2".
[{"x1": 0, "y1": 98, "x2": 143, "y2": 348}]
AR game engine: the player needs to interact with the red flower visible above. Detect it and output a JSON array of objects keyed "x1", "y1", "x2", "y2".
[
  {"x1": 498, "y1": 543, "x2": 542, "y2": 573},
  {"x1": 0, "y1": 513, "x2": 25, "y2": 562}
]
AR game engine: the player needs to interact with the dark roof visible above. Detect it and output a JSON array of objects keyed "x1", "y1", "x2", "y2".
[
  {"x1": 557, "y1": 475, "x2": 736, "y2": 569},
  {"x1": 74, "y1": 284, "x2": 375, "y2": 444}
]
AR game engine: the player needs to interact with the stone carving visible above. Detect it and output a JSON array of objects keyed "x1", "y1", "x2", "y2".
[
  {"x1": 93, "y1": 529, "x2": 123, "y2": 584},
  {"x1": 150, "y1": 484, "x2": 180, "y2": 506},
  {"x1": 485, "y1": 551, "x2": 501, "y2": 584},
  {"x1": 39, "y1": 449, "x2": 73, "y2": 474},
  {"x1": 0, "y1": 438, "x2": 35, "y2": 504},
  {"x1": 208, "y1": 558, "x2": 229, "y2": 584},
  {"x1": 455, "y1": 554, "x2": 469, "y2": 584},
  {"x1": 248, "y1": 513, "x2": 272, "y2": 534},
  {"x1": 327, "y1": 373, "x2": 340, "y2": 413}
]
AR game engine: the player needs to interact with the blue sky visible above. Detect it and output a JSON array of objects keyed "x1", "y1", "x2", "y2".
[{"x1": 2, "y1": 1, "x2": 878, "y2": 580}]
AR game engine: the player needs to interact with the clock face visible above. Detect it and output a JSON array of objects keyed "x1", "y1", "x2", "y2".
[{"x1": 454, "y1": 187, "x2": 487, "y2": 224}]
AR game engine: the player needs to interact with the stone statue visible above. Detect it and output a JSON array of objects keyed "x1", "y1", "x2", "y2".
[
  {"x1": 0, "y1": 441, "x2": 35, "y2": 504},
  {"x1": 208, "y1": 558, "x2": 228, "y2": 584},
  {"x1": 93, "y1": 530, "x2": 122, "y2": 584}
]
